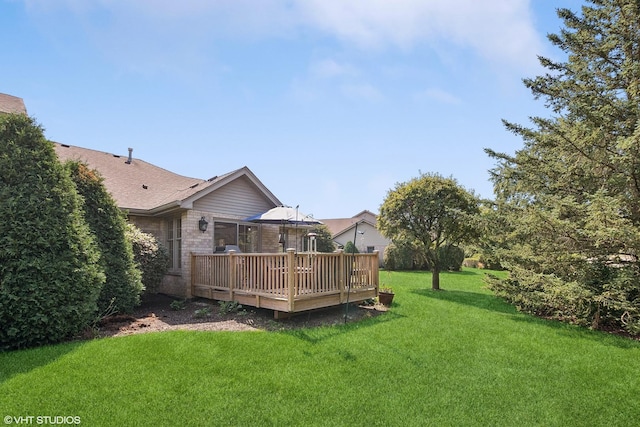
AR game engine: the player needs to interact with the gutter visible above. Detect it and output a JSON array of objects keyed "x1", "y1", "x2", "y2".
[{"x1": 120, "y1": 200, "x2": 184, "y2": 217}]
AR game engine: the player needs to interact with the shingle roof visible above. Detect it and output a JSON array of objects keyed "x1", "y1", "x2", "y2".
[
  {"x1": 53, "y1": 142, "x2": 239, "y2": 213},
  {"x1": 0, "y1": 93, "x2": 27, "y2": 114},
  {"x1": 321, "y1": 218, "x2": 361, "y2": 236},
  {"x1": 320, "y1": 211, "x2": 378, "y2": 236}
]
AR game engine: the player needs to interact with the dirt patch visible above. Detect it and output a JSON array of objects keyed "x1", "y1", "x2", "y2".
[{"x1": 90, "y1": 293, "x2": 389, "y2": 338}]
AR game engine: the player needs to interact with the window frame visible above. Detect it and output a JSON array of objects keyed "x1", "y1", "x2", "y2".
[{"x1": 167, "y1": 217, "x2": 182, "y2": 271}]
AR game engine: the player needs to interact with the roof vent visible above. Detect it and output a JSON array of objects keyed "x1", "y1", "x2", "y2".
[{"x1": 126, "y1": 148, "x2": 133, "y2": 164}]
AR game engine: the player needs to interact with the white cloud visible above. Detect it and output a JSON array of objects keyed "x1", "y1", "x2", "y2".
[
  {"x1": 297, "y1": 0, "x2": 542, "y2": 69},
  {"x1": 23, "y1": 0, "x2": 544, "y2": 72},
  {"x1": 341, "y1": 83, "x2": 383, "y2": 102},
  {"x1": 418, "y1": 88, "x2": 463, "y2": 105},
  {"x1": 310, "y1": 59, "x2": 358, "y2": 79}
]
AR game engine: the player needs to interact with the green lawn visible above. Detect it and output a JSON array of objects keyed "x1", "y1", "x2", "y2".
[{"x1": 2, "y1": 269, "x2": 639, "y2": 426}]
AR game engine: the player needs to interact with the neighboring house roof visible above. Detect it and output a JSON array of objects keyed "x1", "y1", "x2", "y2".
[
  {"x1": 0, "y1": 93, "x2": 27, "y2": 114},
  {"x1": 53, "y1": 142, "x2": 281, "y2": 215},
  {"x1": 321, "y1": 210, "x2": 378, "y2": 236},
  {"x1": 322, "y1": 211, "x2": 390, "y2": 264}
]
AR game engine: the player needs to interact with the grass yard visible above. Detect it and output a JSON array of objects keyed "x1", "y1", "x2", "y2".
[{"x1": 1, "y1": 268, "x2": 639, "y2": 426}]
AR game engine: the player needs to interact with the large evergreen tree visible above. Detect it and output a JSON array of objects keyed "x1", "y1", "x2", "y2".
[
  {"x1": 486, "y1": 1, "x2": 640, "y2": 333},
  {"x1": 67, "y1": 161, "x2": 143, "y2": 314},
  {"x1": 0, "y1": 115, "x2": 104, "y2": 350}
]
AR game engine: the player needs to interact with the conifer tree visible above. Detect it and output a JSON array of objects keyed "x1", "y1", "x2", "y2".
[
  {"x1": 0, "y1": 115, "x2": 104, "y2": 350},
  {"x1": 67, "y1": 161, "x2": 143, "y2": 314},
  {"x1": 486, "y1": 1, "x2": 640, "y2": 333}
]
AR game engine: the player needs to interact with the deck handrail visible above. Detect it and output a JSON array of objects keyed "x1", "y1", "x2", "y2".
[{"x1": 191, "y1": 249, "x2": 379, "y2": 312}]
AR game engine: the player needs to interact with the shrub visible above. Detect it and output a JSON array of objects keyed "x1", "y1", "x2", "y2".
[
  {"x1": 384, "y1": 242, "x2": 463, "y2": 272},
  {"x1": 307, "y1": 225, "x2": 335, "y2": 252},
  {"x1": 194, "y1": 307, "x2": 212, "y2": 318},
  {"x1": 0, "y1": 114, "x2": 105, "y2": 350},
  {"x1": 126, "y1": 224, "x2": 170, "y2": 294},
  {"x1": 486, "y1": 263, "x2": 640, "y2": 334},
  {"x1": 344, "y1": 241, "x2": 359, "y2": 254},
  {"x1": 218, "y1": 300, "x2": 244, "y2": 315},
  {"x1": 67, "y1": 161, "x2": 143, "y2": 314},
  {"x1": 383, "y1": 243, "x2": 414, "y2": 270},
  {"x1": 463, "y1": 258, "x2": 480, "y2": 268},
  {"x1": 170, "y1": 299, "x2": 186, "y2": 311},
  {"x1": 383, "y1": 241, "x2": 429, "y2": 271},
  {"x1": 437, "y1": 244, "x2": 465, "y2": 271},
  {"x1": 478, "y1": 254, "x2": 504, "y2": 271}
]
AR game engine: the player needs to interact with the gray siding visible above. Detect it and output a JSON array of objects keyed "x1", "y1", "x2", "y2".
[
  {"x1": 193, "y1": 176, "x2": 274, "y2": 218},
  {"x1": 334, "y1": 222, "x2": 389, "y2": 266}
]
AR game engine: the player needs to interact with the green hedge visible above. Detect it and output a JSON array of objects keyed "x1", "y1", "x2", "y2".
[
  {"x1": 67, "y1": 161, "x2": 143, "y2": 314},
  {"x1": 437, "y1": 244, "x2": 465, "y2": 272},
  {"x1": 384, "y1": 242, "x2": 464, "y2": 271},
  {"x1": 0, "y1": 115, "x2": 104, "y2": 350}
]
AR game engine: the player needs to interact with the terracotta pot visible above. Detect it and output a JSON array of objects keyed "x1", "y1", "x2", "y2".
[{"x1": 378, "y1": 291, "x2": 394, "y2": 306}]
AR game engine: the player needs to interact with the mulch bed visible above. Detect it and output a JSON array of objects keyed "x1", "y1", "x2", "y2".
[{"x1": 91, "y1": 293, "x2": 388, "y2": 338}]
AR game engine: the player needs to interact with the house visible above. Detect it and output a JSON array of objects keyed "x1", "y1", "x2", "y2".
[
  {"x1": 5, "y1": 91, "x2": 379, "y2": 314},
  {"x1": 53, "y1": 143, "x2": 313, "y2": 298},
  {"x1": 0, "y1": 93, "x2": 27, "y2": 115},
  {"x1": 320, "y1": 210, "x2": 390, "y2": 266}
]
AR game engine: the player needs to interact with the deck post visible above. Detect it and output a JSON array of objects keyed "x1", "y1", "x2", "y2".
[
  {"x1": 190, "y1": 252, "x2": 196, "y2": 298},
  {"x1": 373, "y1": 251, "x2": 380, "y2": 294},
  {"x1": 229, "y1": 250, "x2": 236, "y2": 301},
  {"x1": 287, "y1": 249, "x2": 295, "y2": 312},
  {"x1": 338, "y1": 249, "x2": 345, "y2": 303}
]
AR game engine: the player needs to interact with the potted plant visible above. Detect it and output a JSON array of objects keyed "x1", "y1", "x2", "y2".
[{"x1": 378, "y1": 285, "x2": 395, "y2": 306}]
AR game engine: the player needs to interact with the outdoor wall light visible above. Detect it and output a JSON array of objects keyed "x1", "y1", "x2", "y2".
[{"x1": 198, "y1": 216, "x2": 208, "y2": 233}]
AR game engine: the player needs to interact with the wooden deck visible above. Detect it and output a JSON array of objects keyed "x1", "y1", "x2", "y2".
[{"x1": 191, "y1": 249, "x2": 379, "y2": 317}]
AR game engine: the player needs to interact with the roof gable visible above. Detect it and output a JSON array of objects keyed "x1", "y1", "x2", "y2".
[
  {"x1": 53, "y1": 143, "x2": 281, "y2": 214},
  {"x1": 320, "y1": 211, "x2": 378, "y2": 236},
  {"x1": 192, "y1": 173, "x2": 277, "y2": 218},
  {"x1": 332, "y1": 220, "x2": 378, "y2": 241},
  {"x1": 183, "y1": 166, "x2": 279, "y2": 209},
  {"x1": 0, "y1": 93, "x2": 27, "y2": 114}
]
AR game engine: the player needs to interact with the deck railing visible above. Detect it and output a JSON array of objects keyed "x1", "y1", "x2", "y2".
[{"x1": 191, "y1": 249, "x2": 379, "y2": 315}]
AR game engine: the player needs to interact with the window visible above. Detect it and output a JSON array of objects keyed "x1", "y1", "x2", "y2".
[
  {"x1": 167, "y1": 218, "x2": 182, "y2": 270},
  {"x1": 214, "y1": 221, "x2": 236, "y2": 250},
  {"x1": 239, "y1": 224, "x2": 259, "y2": 252},
  {"x1": 214, "y1": 221, "x2": 260, "y2": 252}
]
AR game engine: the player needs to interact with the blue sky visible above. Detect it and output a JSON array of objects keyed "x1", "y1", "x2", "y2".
[{"x1": 2, "y1": 0, "x2": 582, "y2": 219}]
